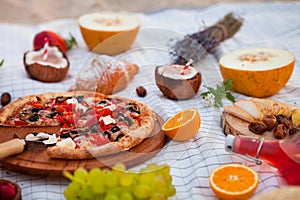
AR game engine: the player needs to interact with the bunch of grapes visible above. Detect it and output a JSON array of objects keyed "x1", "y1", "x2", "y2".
[{"x1": 63, "y1": 163, "x2": 176, "y2": 200}]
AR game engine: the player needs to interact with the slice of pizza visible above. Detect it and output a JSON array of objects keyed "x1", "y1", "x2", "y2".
[{"x1": 0, "y1": 91, "x2": 156, "y2": 159}]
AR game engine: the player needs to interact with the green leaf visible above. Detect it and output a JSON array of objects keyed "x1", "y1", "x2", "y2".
[
  {"x1": 200, "y1": 78, "x2": 235, "y2": 109},
  {"x1": 224, "y1": 79, "x2": 233, "y2": 90},
  {"x1": 226, "y1": 92, "x2": 235, "y2": 103},
  {"x1": 0, "y1": 59, "x2": 4, "y2": 67},
  {"x1": 200, "y1": 91, "x2": 210, "y2": 98},
  {"x1": 65, "y1": 33, "x2": 78, "y2": 50}
]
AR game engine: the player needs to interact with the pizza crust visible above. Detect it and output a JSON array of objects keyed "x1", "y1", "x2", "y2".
[
  {"x1": 46, "y1": 146, "x2": 94, "y2": 159},
  {"x1": 0, "y1": 94, "x2": 39, "y2": 125}
]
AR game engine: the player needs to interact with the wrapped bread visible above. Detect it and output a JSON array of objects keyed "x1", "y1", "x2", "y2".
[{"x1": 70, "y1": 55, "x2": 139, "y2": 94}]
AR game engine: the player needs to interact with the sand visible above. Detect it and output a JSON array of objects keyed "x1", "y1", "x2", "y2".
[{"x1": 0, "y1": 0, "x2": 294, "y2": 24}]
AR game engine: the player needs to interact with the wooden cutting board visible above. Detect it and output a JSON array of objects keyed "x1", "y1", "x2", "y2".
[{"x1": 0, "y1": 114, "x2": 167, "y2": 177}]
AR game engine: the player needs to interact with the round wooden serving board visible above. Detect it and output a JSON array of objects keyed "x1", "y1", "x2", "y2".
[{"x1": 0, "y1": 114, "x2": 167, "y2": 177}]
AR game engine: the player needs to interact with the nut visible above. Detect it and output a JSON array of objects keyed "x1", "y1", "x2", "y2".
[
  {"x1": 276, "y1": 114, "x2": 291, "y2": 129},
  {"x1": 1, "y1": 92, "x2": 11, "y2": 106},
  {"x1": 248, "y1": 121, "x2": 267, "y2": 134},
  {"x1": 262, "y1": 115, "x2": 277, "y2": 131},
  {"x1": 136, "y1": 86, "x2": 147, "y2": 97},
  {"x1": 274, "y1": 124, "x2": 288, "y2": 139},
  {"x1": 289, "y1": 125, "x2": 300, "y2": 136}
]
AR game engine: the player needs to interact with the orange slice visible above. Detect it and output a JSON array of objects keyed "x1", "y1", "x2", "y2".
[
  {"x1": 162, "y1": 108, "x2": 200, "y2": 141},
  {"x1": 209, "y1": 164, "x2": 259, "y2": 200}
]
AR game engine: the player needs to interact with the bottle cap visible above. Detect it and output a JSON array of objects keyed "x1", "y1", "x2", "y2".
[{"x1": 225, "y1": 134, "x2": 235, "y2": 152}]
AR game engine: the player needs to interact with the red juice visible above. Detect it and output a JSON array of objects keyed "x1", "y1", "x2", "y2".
[{"x1": 226, "y1": 134, "x2": 300, "y2": 185}]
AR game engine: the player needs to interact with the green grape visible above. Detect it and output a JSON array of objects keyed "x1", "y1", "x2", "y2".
[
  {"x1": 88, "y1": 168, "x2": 102, "y2": 178},
  {"x1": 120, "y1": 173, "x2": 134, "y2": 186},
  {"x1": 64, "y1": 181, "x2": 82, "y2": 200},
  {"x1": 104, "y1": 193, "x2": 119, "y2": 200},
  {"x1": 120, "y1": 192, "x2": 133, "y2": 200},
  {"x1": 106, "y1": 186, "x2": 124, "y2": 196},
  {"x1": 165, "y1": 185, "x2": 176, "y2": 197},
  {"x1": 133, "y1": 184, "x2": 151, "y2": 199},
  {"x1": 139, "y1": 172, "x2": 155, "y2": 185},
  {"x1": 64, "y1": 163, "x2": 176, "y2": 200},
  {"x1": 105, "y1": 171, "x2": 119, "y2": 188},
  {"x1": 81, "y1": 185, "x2": 95, "y2": 200},
  {"x1": 94, "y1": 194, "x2": 105, "y2": 200},
  {"x1": 74, "y1": 168, "x2": 88, "y2": 183},
  {"x1": 150, "y1": 193, "x2": 167, "y2": 200},
  {"x1": 87, "y1": 168, "x2": 104, "y2": 186},
  {"x1": 158, "y1": 165, "x2": 170, "y2": 177},
  {"x1": 164, "y1": 175, "x2": 172, "y2": 185},
  {"x1": 127, "y1": 170, "x2": 138, "y2": 182},
  {"x1": 146, "y1": 163, "x2": 160, "y2": 172},
  {"x1": 151, "y1": 175, "x2": 166, "y2": 193},
  {"x1": 91, "y1": 178, "x2": 105, "y2": 194},
  {"x1": 112, "y1": 163, "x2": 126, "y2": 176}
]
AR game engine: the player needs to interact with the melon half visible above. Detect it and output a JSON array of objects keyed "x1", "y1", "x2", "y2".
[
  {"x1": 219, "y1": 48, "x2": 295, "y2": 97},
  {"x1": 78, "y1": 12, "x2": 140, "y2": 55}
]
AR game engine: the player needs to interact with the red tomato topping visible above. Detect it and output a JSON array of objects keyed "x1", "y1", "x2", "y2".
[
  {"x1": 89, "y1": 134, "x2": 109, "y2": 146},
  {"x1": 98, "y1": 108, "x2": 112, "y2": 117},
  {"x1": 32, "y1": 103, "x2": 44, "y2": 108},
  {"x1": 55, "y1": 106, "x2": 65, "y2": 113},
  {"x1": 55, "y1": 114, "x2": 66, "y2": 124},
  {"x1": 15, "y1": 120, "x2": 29, "y2": 126},
  {"x1": 65, "y1": 104, "x2": 73, "y2": 112}
]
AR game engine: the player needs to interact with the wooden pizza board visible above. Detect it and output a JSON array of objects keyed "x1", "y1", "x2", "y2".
[
  {"x1": 221, "y1": 112, "x2": 293, "y2": 140},
  {"x1": 0, "y1": 114, "x2": 167, "y2": 177}
]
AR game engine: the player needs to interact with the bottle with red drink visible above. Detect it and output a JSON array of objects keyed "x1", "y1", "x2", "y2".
[{"x1": 225, "y1": 133, "x2": 300, "y2": 185}]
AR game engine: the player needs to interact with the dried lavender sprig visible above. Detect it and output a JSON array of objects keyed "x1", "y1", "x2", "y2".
[{"x1": 171, "y1": 12, "x2": 243, "y2": 65}]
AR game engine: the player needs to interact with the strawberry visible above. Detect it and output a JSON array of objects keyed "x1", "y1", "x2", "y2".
[{"x1": 33, "y1": 30, "x2": 77, "y2": 54}]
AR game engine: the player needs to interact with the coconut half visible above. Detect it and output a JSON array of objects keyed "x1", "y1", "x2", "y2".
[
  {"x1": 155, "y1": 64, "x2": 202, "y2": 100},
  {"x1": 23, "y1": 46, "x2": 70, "y2": 82}
]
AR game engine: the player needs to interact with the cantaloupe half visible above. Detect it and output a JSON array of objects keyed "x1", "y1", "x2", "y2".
[
  {"x1": 219, "y1": 48, "x2": 295, "y2": 97},
  {"x1": 78, "y1": 12, "x2": 140, "y2": 55}
]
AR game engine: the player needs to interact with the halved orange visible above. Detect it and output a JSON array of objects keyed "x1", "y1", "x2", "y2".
[
  {"x1": 162, "y1": 108, "x2": 200, "y2": 141},
  {"x1": 209, "y1": 164, "x2": 259, "y2": 200}
]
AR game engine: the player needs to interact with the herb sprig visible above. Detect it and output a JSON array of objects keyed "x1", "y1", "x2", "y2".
[
  {"x1": 65, "y1": 33, "x2": 77, "y2": 50},
  {"x1": 0, "y1": 59, "x2": 4, "y2": 67},
  {"x1": 201, "y1": 79, "x2": 235, "y2": 109}
]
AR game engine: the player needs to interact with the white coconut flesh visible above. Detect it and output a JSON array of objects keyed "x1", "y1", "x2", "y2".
[
  {"x1": 220, "y1": 48, "x2": 295, "y2": 71},
  {"x1": 78, "y1": 12, "x2": 140, "y2": 31},
  {"x1": 157, "y1": 64, "x2": 198, "y2": 80},
  {"x1": 25, "y1": 46, "x2": 68, "y2": 69}
]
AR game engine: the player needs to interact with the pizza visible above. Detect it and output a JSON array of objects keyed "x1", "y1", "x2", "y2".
[{"x1": 0, "y1": 91, "x2": 156, "y2": 159}]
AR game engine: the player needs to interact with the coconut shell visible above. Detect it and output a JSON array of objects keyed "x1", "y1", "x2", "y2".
[
  {"x1": 23, "y1": 48, "x2": 70, "y2": 83},
  {"x1": 155, "y1": 65, "x2": 202, "y2": 100}
]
